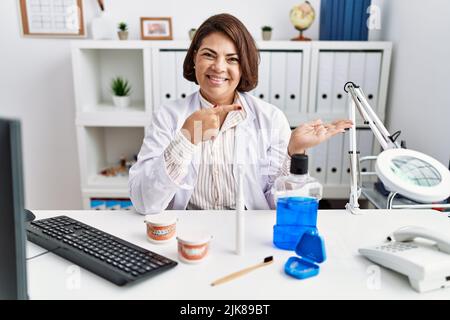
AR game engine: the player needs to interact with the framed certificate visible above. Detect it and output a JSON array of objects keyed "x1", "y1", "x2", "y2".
[{"x1": 19, "y1": 0, "x2": 85, "y2": 37}]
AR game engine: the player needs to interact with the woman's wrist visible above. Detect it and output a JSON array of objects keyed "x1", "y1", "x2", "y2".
[
  {"x1": 181, "y1": 119, "x2": 195, "y2": 144},
  {"x1": 288, "y1": 147, "x2": 305, "y2": 157}
]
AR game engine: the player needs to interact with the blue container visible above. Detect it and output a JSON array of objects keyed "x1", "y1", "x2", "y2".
[
  {"x1": 273, "y1": 225, "x2": 317, "y2": 251},
  {"x1": 276, "y1": 197, "x2": 318, "y2": 226},
  {"x1": 284, "y1": 229, "x2": 326, "y2": 280}
]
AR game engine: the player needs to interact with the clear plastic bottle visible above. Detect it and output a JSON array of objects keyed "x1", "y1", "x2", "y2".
[
  {"x1": 273, "y1": 154, "x2": 323, "y2": 250},
  {"x1": 274, "y1": 154, "x2": 322, "y2": 204}
]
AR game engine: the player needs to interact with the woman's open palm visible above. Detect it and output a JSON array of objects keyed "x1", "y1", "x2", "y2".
[{"x1": 288, "y1": 119, "x2": 353, "y2": 156}]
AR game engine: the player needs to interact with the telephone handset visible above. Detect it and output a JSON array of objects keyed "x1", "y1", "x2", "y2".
[
  {"x1": 387, "y1": 226, "x2": 450, "y2": 254},
  {"x1": 359, "y1": 226, "x2": 450, "y2": 293}
]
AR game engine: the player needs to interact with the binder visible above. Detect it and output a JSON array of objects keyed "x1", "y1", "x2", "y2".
[
  {"x1": 337, "y1": 0, "x2": 346, "y2": 40},
  {"x1": 331, "y1": 52, "x2": 350, "y2": 114},
  {"x1": 348, "y1": 52, "x2": 366, "y2": 123},
  {"x1": 316, "y1": 52, "x2": 334, "y2": 113},
  {"x1": 90, "y1": 198, "x2": 106, "y2": 210},
  {"x1": 269, "y1": 52, "x2": 287, "y2": 109},
  {"x1": 351, "y1": 0, "x2": 363, "y2": 40},
  {"x1": 341, "y1": 130, "x2": 351, "y2": 185},
  {"x1": 331, "y1": 0, "x2": 340, "y2": 40},
  {"x1": 175, "y1": 51, "x2": 192, "y2": 100},
  {"x1": 106, "y1": 199, "x2": 121, "y2": 210},
  {"x1": 191, "y1": 82, "x2": 199, "y2": 94},
  {"x1": 326, "y1": 133, "x2": 344, "y2": 185},
  {"x1": 310, "y1": 139, "x2": 327, "y2": 183},
  {"x1": 159, "y1": 51, "x2": 176, "y2": 104},
  {"x1": 363, "y1": 52, "x2": 382, "y2": 112},
  {"x1": 319, "y1": 0, "x2": 332, "y2": 40},
  {"x1": 348, "y1": 52, "x2": 366, "y2": 85},
  {"x1": 357, "y1": 129, "x2": 374, "y2": 174},
  {"x1": 254, "y1": 51, "x2": 271, "y2": 101},
  {"x1": 361, "y1": 0, "x2": 372, "y2": 40},
  {"x1": 120, "y1": 199, "x2": 133, "y2": 210},
  {"x1": 285, "y1": 52, "x2": 303, "y2": 114},
  {"x1": 343, "y1": 0, "x2": 354, "y2": 40}
]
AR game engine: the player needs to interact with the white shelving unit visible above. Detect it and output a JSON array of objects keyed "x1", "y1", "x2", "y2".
[{"x1": 71, "y1": 40, "x2": 392, "y2": 209}]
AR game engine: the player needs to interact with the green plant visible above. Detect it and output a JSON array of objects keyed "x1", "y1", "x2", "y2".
[
  {"x1": 118, "y1": 22, "x2": 128, "y2": 32},
  {"x1": 261, "y1": 26, "x2": 272, "y2": 32},
  {"x1": 111, "y1": 77, "x2": 131, "y2": 96}
]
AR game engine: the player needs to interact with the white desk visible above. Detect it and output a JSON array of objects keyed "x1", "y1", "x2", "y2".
[{"x1": 27, "y1": 209, "x2": 450, "y2": 300}]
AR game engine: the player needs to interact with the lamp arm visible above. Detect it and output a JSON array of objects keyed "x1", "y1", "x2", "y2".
[
  {"x1": 344, "y1": 82, "x2": 400, "y2": 214},
  {"x1": 345, "y1": 83, "x2": 400, "y2": 150}
]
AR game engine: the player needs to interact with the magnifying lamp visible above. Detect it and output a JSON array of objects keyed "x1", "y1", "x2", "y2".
[{"x1": 344, "y1": 82, "x2": 450, "y2": 213}]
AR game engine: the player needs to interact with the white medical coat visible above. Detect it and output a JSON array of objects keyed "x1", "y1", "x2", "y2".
[{"x1": 128, "y1": 91, "x2": 291, "y2": 214}]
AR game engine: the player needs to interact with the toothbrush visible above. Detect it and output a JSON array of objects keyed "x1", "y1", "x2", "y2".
[
  {"x1": 236, "y1": 165, "x2": 245, "y2": 255},
  {"x1": 211, "y1": 256, "x2": 274, "y2": 286}
]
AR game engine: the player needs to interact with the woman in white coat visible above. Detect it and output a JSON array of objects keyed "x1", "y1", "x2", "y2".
[{"x1": 129, "y1": 14, "x2": 352, "y2": 214}]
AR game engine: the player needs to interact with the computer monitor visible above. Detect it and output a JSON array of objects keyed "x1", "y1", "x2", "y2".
[{"x1": 0, "y1": 118, "x2": 28, "y2": 300}]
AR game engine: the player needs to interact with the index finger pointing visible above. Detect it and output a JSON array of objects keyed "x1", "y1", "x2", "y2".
[{"x1": 214, "y1": 104, "x2": 242, "y2": 113}]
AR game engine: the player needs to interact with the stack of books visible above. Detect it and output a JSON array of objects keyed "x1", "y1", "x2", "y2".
[{"x1": 319, "y1": 0, "x2": 372, "y2": 40}]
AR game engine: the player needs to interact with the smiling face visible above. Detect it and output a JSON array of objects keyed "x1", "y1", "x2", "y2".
[{"x1": 194, "y1": 32, "x2": 242, "y2": 105}]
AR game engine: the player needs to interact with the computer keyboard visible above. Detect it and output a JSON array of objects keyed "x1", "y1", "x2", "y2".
[{"x1": 26, "y1": 215, "x2": 177, "y2": 286}]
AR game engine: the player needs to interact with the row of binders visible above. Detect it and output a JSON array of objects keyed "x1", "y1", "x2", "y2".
[
  {"x1": 309, "y1": 129, "x2": 376, "y2": 185},
  {"x1": 158, "y1": 50, "x2": 304, "y2": 114},
  {"x1": 158, "y1": 50, "x2": 199, "y2": 103},
  {"x1": 320, "y1": 0, "x2": 372, "y2": 40},
  {"x1": 315, "y1": 51, "x2": 382, "y2": 114},
  {"x1": 158, "y1": 50, "x2": 382, "y2": 116},
  {"x1": 252, "y1": 51, "x2": 303, "y2": 114},
  {"x1": 90, "y1": 198, "x2": 133, "y2": 210}
]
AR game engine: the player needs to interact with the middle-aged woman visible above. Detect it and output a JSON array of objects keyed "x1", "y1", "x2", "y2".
[{"x1": 129, "y1": 13, "x2": 352, "y2": 214}]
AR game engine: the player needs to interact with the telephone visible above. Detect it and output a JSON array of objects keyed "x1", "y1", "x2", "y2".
[{"x1": 359, "y1": 226, "x2": 450, "y2": 293}]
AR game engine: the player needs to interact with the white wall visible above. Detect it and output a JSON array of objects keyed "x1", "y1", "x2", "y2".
[
  {"x1": 89, "y1": 0, "x2": 322, "y2": 41},
  {"x1": 380, "y1": 0, "x2": 450, "y2": 166},
  {"x1": 0, "y1": 1, "x2": 82, "y2": 209}
]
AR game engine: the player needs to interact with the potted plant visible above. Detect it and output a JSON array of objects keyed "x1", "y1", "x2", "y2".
[
  {"x1": 117, "y1": 22, "x2": 128, "y2": 40},
  {"x1": 188, "y1": 28, "x2": 197, "y2": 40},
  {"x1": 261, "y1": 26, "x2": 272, "y2": 40},
  {"x1": 111, "y1": 76, "x2": 131, "y2": 108}
]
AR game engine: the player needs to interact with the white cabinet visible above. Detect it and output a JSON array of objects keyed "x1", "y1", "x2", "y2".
[{"x1": 71, "y1": 40, "x2": 392, "y2": 208}]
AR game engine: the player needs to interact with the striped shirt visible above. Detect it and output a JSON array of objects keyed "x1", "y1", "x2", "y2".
[{"x1": 164, "y1": 93, "x2": 291, "y2": 209}]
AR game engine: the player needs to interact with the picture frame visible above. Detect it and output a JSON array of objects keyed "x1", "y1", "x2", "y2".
[
  {"x1": 140, "y1": 17, "x2": 173, "y2": 40},
  {"x1": 19, "y1": 0, "x2": 85, "y2": 37}
]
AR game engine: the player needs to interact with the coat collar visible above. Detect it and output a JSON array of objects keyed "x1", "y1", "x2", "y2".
[{"x1": 189, "y1": 91, "x2": 256, "y2": 175}]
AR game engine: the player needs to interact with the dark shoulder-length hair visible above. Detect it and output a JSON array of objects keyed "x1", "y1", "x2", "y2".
[{"x1": 183, "y1": 13, "x2": 259, "y2": 92}]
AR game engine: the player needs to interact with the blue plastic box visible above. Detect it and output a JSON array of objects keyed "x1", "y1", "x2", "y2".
[{"x1": 284, "y1": 229, "x2": 326, "y2": 279}]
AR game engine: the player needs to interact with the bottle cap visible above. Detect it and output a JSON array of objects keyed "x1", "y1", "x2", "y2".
[{"x1": 290, "y1": 154, "x2": 308, "y2": 175}]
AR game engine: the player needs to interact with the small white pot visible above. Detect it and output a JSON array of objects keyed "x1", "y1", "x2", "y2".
[
  {"x1": 118, "y1": 31, "x2": 129, "y2": 40},
  {"x1": 188, "y1": 29, "x2": 196, "y2": 40},
  {"x1": 262, "y1": 30, "x2": 272, "y2": 41},
  {"x1": 112, "y1": 95, "x2": 130, "y2": 108}
]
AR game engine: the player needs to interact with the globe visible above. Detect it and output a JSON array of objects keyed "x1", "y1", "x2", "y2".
[{"x1": 289, "y1": 1, "x2": 315, "y2": 41}]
